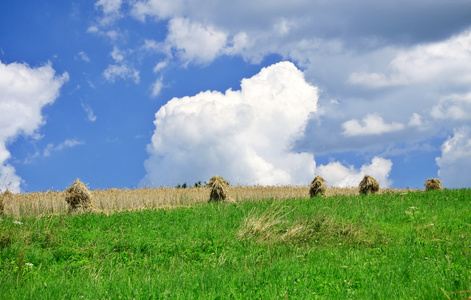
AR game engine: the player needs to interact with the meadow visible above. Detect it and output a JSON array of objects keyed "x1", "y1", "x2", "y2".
[{"x1": 0, "y1": 187, "x2": 470, "y2": 299}]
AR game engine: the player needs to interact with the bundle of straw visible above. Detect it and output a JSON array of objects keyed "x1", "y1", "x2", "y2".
[
  {"x1": 65, "y1": 179, "x2": 93, "y2": 210},
  {"x1": 0, "y1": 190, "x2": 12, "y2": 214},
  {"x1": 208, "y1": 176, "x2": 229, "y2": 202},
  {"x1": 309, "y1": 176, "x2": 327, "y2": 197},
  {"x1": 359, "y1": 175, "x2": 379, "y2": 195},
  {"x1": 424, "y1": 178, "x2": 443, "y2": 191}
]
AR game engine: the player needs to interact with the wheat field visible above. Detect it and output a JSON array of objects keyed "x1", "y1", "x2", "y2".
[{"x1": 1, "y1": 185, "x2": 414, "y2": 218}]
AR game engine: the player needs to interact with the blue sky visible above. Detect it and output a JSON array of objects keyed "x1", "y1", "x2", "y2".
[{"x1": 1, "y1": 0, "x2": 471, "y2": 192}]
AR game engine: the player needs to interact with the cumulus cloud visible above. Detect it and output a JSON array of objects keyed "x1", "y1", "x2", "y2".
[
  {"x1": 165, "y1": 17, "x2": 228, "y2": 65},
  {"x1": 0, "y1": 61, "x2": 68, "y2": 192},
  {"x1": 342, "y1": 114, "x2": 405, "y2": 136},
  {"x1": 316, "y1": 157, "x2": 393, "y2": 188},
  {"x1": 436, "y1": 126, "x2": 471, "y2": 188},
  {"x1": 142, "y1": 62, "x2": 318, "y2": 187}
]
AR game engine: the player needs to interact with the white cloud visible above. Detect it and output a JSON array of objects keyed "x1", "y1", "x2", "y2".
[
  {"x1": 142, "y1": 61, "x2": 318, "y2": 187},
  {"x1": 153, "y1": 61, "x2": 168, "y2": 73},
  {"x1": 408, "y1": 113, "x2": 422, "y2": 127},
  {"x1": 110, "y1": 46, "x2": 125, "y2": 62},
  {"x1": 316, "y1": 157, "x2": 393, "y2": 188},
  {"x1": 95, "y1": 0, "x2": 123, "y2": 26},
  {"x1": 0, "y1": 60, "x2": 68, "y2": 192},
  {"x1": 103, "y1": 64, "x2": 140, "y2": 84},
  {"x1": 78, "y1": 51, "x2": 91, "y2": 62},
  {"x1": 95, "y1": 0, "x2": 122, "y2": 15},
  {"x1": 81, "y1": 102, "x2": 97, "y2": 122},
  {"x1": 131, "y1": 0, "x2": 183, "y2": 21},
  {"x1": 0, "y1": 163, "x2": 22, "y2": 193},
  {"x1": 165, "y1": 17, "x2": 228, "y2": 65},
  {"x1": 43, "y1": 139, "x2": 84, "y2": 157},
  {"x1": 151, "y1": 77, "x2": 163, "y2": 97},
  {"x1": 349, "y1": 30, "x2": 471, "y2": 88},
  {"x1": 87, "y1": 26, "x2": 121, "y2": 41},
  {"x1": 348, "y1": 72, "x2": 407, "y2": 88},
  {"x1": 436, "y1": 126, "x2": 471, "y2": 188},
  {"x1": 100, "y1": 1, "x2": 471, "y2": 187},
  {"x1": 87, "y1": 26, "x2": 99, "y2": 33},
  {"x1": 342, "y1": 114, "x2": 405, "y2": 136},
  {"x1": 430, "y1": 93, "x2": 471, "y2": 121}
]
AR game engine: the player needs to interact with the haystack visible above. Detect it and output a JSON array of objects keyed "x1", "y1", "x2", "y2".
[
  {"x1": 0, "y1": 190, "x2": 12, "y2": 214},
  {"x1": 309, "y1": 176, "x2": 327, "y2": 197},
  {"x1": 424, "y1": 178, "x2": 443, "y2": 191},
  {"x1": 65, "y1": 179, "x2": 93, "y2": 210},
  {"x1": 359, "y1": 175, "x2": 379, "y2": 195},
  {"x1": 208, "y1": 176, "x2": 229, "y2": 203}
]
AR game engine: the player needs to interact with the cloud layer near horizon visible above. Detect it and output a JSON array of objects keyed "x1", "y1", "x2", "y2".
[
  {"x1": 0, "y1": 61, "x2": 68, "y2": 192},
  {"x1": 142, "y1": 62, "x2": 395, "y2": 187}
]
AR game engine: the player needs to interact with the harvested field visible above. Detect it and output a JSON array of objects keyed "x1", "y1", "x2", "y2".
[{"x1": 1, "y1": 186, "x2": 413, "y2": 217}]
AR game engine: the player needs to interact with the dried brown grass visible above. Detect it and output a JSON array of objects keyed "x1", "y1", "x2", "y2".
[
  {"x1": 309, "y1": 176, "x2": 327, "y2": 197},
  {"x1": 424, "y1": 178, "x2": 443, "y2": 191},
  {"x1": 1, "y1": 185, "x2": 413, "y2": 218},
  {"x1": 359, "y1": 175, "x2": 380, "y2": 195}
]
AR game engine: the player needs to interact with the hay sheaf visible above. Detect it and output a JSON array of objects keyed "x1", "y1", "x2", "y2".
[
  {"x1": 359, "y1": 175, "x2": 380, "y2": 195},
  {"x1": 208, "y1": 176, "x2": 230, "y2": 203},
  {"x1": 0, "y1": 190, "x2": 13, "y2": 214},
  {"x1": 309, "y1": 176, "x2": 327, "y2": 197},
  {"x1": 65, "y1": 179, "x2": 93, "y2": 210},
  {"x1": 424, "y1": 178, "x2": 443, "y2": 191}
]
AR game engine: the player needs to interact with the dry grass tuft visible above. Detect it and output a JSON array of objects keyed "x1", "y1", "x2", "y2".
[
  {"x1": 238, "y1": 205, "x2": 383, "y2": 247},
  {"x1": 359, "y1": 175, "x2": 380, "y2": 195},
  {"x1": 65, "y1": 179, "x2": 93, "y2": 211},
  {"x1": 309, "y1": 176, "x2": 327, "y2": 197},
  {"x1": 237, "y1": 204, "x2": 292, "y2": 242},
  {"x1": 208, "y1": 176, "x2": 230, "y2": 203},
  {"x1": 424, "y1": 178, "x2": 443, "y2": 191}
]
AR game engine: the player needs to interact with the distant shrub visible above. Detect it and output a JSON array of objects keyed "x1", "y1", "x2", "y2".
[
  {"x1": 359, "y1": 175, "x2": 379, "y2": 195},
  {"x1": 309, "y1": 176, "x2": 327, "y2": 197},
  {"x1": 424, "y1": 178, "x2": 443, "y2": 191}
]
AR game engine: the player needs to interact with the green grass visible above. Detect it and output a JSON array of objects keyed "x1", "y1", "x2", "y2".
[{"x1": 1, "y1": 189, "x2": 470, "y2": 299}]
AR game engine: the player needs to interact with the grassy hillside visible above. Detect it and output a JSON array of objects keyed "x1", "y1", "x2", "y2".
[{"x1": 1, "y1": 189, "x2": 470, "y2": 299}]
